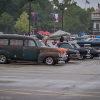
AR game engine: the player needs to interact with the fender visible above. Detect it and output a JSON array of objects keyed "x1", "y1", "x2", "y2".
[
  {"x1": 38, "y1": 52, "x2": 59, "y2": 64},
  {"x1": 0, "y1": 50, "x2": 11, "y2": 61}
]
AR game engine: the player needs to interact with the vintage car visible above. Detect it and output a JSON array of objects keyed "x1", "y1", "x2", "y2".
[
  {"x1": 47, "y1": 43, "x2": 81, "y2": 61},
  {"x1": 57, "y1": 42, "x2": 91, "y2": 60},
  {"x1": 71, "y1": 43, "x2": 100, "y2": 59},
  {"x1": 0, "y1": 34, "x2": 66, "y2": 65}
]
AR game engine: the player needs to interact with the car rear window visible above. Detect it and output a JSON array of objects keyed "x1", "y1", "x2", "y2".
[
  {"x1": 0, "y1": 39, "x2": 8, "y2": 45},
  {"x1": 10, "y1": 39, "x2": 23, "y2": 46}
]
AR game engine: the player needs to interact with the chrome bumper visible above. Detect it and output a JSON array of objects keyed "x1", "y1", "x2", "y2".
[
  {"x1": 58, "y1": 60, "x2": 65, "y2": 64},
  {"x1": 86, "y1": 54, "x2": 91, "y2": 57},
  {"x1": 60, "y1": 54, "x2": 68, "y2": 60},
  {"x1": 58, "y1": 54, "x2": 68, "y2": 64}
]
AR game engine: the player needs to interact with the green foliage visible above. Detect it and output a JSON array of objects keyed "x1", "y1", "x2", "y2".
[
  {"x1": 0, "y1": 0, "x2": 12, "y2": 15},
  {"x1": 0, "y1": 0, "x2": 96, "y2": 35},
  {"x1": 15, "y1": 11, "x2": 32, "y2": 34},
  {"x1": 0, "y1": 12, "x2": 15, "y2": 34},
  {"x1": 32, "y1": 0, "x2": 51, "y2": 11},
  {"x1": 62, "y1": 4, "x2": 95, "y2": 34}
]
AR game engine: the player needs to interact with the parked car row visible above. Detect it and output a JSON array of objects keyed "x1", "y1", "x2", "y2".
[
  {"x1": 46, "y1": 41, "x2": 100, "y2": 62},
  {"x1": 0, "y1": 34, "x2": 100, "y2": 65},
  {"x1": 45, "y1": 42, "x2": 80, "y2": 62},
  {"x1": 71, "y1": 43, "x2": 100, "y2": 59}
]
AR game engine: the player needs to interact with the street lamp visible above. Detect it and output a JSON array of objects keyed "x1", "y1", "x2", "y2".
[
  {"x1": 60, "y1": 3, "x2": 67, "y2": 31},
  {"x1": 28, "y1": 0, "x2": 33, "y2": 36}
]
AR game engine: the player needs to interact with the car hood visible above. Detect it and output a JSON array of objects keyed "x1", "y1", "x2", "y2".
[
  {"x1": 67, "y1": 49, "x2": 79, "y2": 54},
  {"x1": 39, "y1": 46, "x2": 61, "y2": 53}
]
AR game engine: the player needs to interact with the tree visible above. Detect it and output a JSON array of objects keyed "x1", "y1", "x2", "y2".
[
  {"x1": 15, "y1": 11, "x2": 32, "y2": 34},
  {"x1": 22, "y1": 2, "x2": 55, "y2": 33},
  {"x1": 0, "y1": 12, "x2": 15, "y2": 34},
  {"x1": 0, "y1": 0, "x2": 12, "y2": 15},
  {"x1": 32, "y1": 0, "x2": 51, "y2": 11}
]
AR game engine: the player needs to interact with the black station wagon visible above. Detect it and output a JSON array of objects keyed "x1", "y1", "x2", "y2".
[{"x1": 0, "y1": 34, "x2": 65, "y2": 65}]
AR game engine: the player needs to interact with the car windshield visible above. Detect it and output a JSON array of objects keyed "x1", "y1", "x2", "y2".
[
  {"x1": 75, "y1": 44, "x2": 80, "y2": 48},
  {"x1": 60, "y1": 43, "x2": 71, "y2": 49},
  {"x1": 69, "y1": 43, "x2": 74, "y2": 48},
  {"x1": 35, "y1": 39, "x2": 46, "y2": 47},
  {"x1": 47, "y1": 43, "x2": 57, "y2": 48},
  {"x1": 71, "y1": 44, "x2": 77, "y2": 48}
]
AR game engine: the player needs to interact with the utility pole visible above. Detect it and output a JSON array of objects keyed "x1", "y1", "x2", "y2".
[
  {"x1": 28, "y1": 0, "x2": 33, "y2": 36},
  {"x1": 61, "y1": 3, "x2": 64, "y2": 31},
  {"x1": 60, "y1": 3, "x2": 67, "y2": 31}
]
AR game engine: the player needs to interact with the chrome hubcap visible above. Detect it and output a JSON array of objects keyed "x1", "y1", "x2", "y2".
[
  {"x1": 46, "y1": 57, "x2": 53, "y2": 65},
  {"x1": 79, "y1": 56, "x2": 83, "y2": 59},
  {"x1": 0, "y1": 55, "x2": 6, "y2": 62}
]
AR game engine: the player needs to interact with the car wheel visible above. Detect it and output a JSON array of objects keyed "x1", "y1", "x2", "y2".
[
  {"x1": 78, "y1": 56, "x2": 85, "y2": 60},
  {"x1": 90, "y1": 55, "x2": 94, "y2": 59},
  {"x1": 65, "y1": 57, "x2": 70, "y2": 62},
  {"x1": 45, "y1": 57, "x2": 55, "y2": 65},
  {"x1": 0, "y1": 55, "x2": 8, "y2": 64}
]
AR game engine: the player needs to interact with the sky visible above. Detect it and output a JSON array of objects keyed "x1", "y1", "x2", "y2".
[
  {"x1": 51, "y1": 0, "x2": 100, "y2": 10},
  {"x1": 73, "y1": 0, "x2": 100, "y2": 10}
]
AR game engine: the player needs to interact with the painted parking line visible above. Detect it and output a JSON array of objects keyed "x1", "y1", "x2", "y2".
[{"x1": 0, "y1": 89, "x2": 100, "y2": 97}]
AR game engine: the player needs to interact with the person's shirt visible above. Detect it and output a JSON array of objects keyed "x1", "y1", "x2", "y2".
[{"x1": 60, "y1": 38, "x2": 64, "y2": 42}]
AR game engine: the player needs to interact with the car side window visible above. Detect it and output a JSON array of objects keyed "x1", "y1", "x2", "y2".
[
  {"x1": 10, "y1": 39, "x2": 23, "y2": 46},
  {"x1": 24, "y1": 40, "x2": 36, "y2": 47},
  {"x1": 0, "y1": 39, "x2": 8, "y2": 45},
  {"x1": 60, "y1": 44, "x2": 70, "y2": 49},
  {"x1": 89, "y1": 39, "x2": 93, "y2": 42}
]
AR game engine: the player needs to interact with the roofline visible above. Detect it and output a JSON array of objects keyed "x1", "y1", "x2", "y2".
[{"x1": 0, "y1": 34, "x2": 38, "y2": 40}]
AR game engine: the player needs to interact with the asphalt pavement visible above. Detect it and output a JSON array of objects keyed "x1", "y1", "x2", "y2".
[{"x1": 0, "y1": 58, "x2": 100, "y2": 100}]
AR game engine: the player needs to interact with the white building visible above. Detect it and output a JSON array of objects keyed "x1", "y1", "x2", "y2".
[{"x1": 91, "y1": 9, "x2": 100, "y2": 35}]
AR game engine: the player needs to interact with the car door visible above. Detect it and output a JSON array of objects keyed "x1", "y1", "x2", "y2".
[
  {"x1": 9, "y1": 39, "x2": 23, "y2": 60},
  {"x1": 22, "y1": 40, "x2": 38, "y2": 61}
]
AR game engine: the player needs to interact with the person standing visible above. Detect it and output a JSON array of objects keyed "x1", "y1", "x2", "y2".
[
  {"x1": 53, "y1": 39, "x2": 57, "y2": 45},
  {"x1": 42, "y1": 36, "x2": 50, "y2": 45},
  {"x1": 60, "y1": 36, "x2": 64, "y2": 42}
]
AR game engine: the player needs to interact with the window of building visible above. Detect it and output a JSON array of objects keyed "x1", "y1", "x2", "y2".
[
  {"x1": 96, "y1": 24, "x2": 99, "y2": 29},
  {"x1": 10, "y1": 39, "x2": 23, "y2": 46},
  {"x1": 0, "y1": 39, "x2": 8, "y2": 45}
]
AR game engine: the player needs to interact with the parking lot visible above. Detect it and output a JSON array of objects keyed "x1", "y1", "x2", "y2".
[{"x1": 0, "y1": 58, "x2": 100, "y2": 100}]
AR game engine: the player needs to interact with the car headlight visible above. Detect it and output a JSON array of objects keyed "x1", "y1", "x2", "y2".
[{"x1": 86, "y1": 49, "x2": 90, "y2": 53}]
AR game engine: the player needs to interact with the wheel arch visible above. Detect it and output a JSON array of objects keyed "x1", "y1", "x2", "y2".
[
  {"x1": 38, "y1": 52, "x2": 59, "y2": 64},
  {"x1": 0, "y1": 50, "x2": 11, "y2": 61}
]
